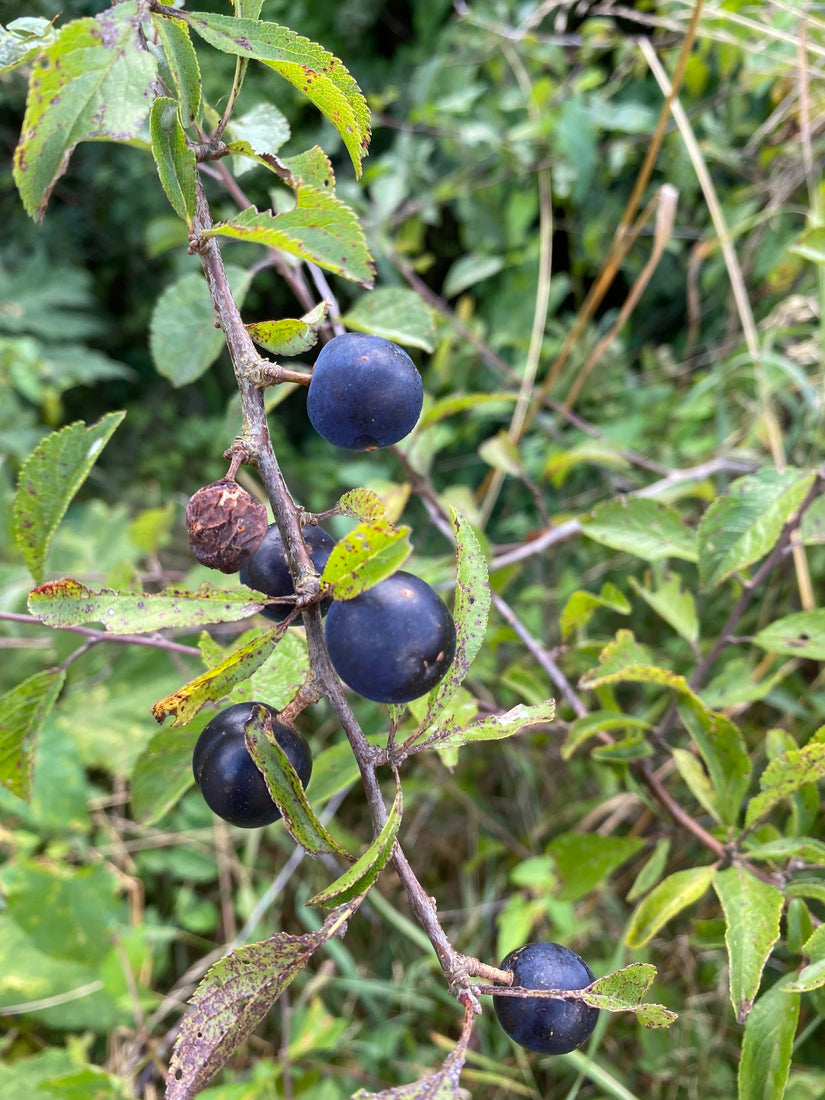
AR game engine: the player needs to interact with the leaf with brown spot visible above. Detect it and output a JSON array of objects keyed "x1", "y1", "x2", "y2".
[{"x1": 166, "y1": 898, "x2": 363, "y2": 1100}]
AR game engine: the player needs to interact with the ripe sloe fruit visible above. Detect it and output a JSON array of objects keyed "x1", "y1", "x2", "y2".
[
  {"x1": 192, "y1": 701, "x2": 312, "y2": 828},
  {"x1": 240, "y1": 523, "x2": 335, "y2": 623},
  {"x1": 493, "y1": 942, "x2": 599, "y2": 1055},
  {"x1": 307, "y1": 332, "x2": 424, "y2": 450},
  {"x1": 324, "y1": 570, "x2": 456, "y2": 704}
]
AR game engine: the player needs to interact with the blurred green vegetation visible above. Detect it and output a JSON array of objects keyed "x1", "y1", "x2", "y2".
[{"x1": 2, "y1": 1, "x2": 825, "y2": 1098}]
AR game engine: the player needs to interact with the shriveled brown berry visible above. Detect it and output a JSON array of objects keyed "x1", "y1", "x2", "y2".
[{"x1": 186, "y1": 479, "x2": 268, "y2": 574}]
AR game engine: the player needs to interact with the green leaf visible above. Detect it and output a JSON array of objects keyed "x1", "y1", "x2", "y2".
[
  {"x1": 745, "y1": 739, "x2": 825, "y2": 827},
  {"x1": 151, "y1": 626, "x2": 287, "y2": 727},
  {"x1": 546, "y1": 833, "x2": 645, "y2": 902},
  {"x1": 307, "y1": 778, "x2": 402, "y2": 907},
  {"x1": 149, "y1": 97, "x2": 197, "y2": 226},
  {"x1": 13, "y1": 411, "x2": 125, "y2": 583},
  {"x1": 678, "y1": 698, "x2": 751, "y2": 828},
  {"x1": 205, "y1": 191, "x2": 374, "y2": 288},
  {"x1": 337, "y1": 488, "x2": 388, "y2": 522},
  {"x1": 478, "y1": 431, "x2": 525, "y2": 478},
  {"x1": 246, "y1": 301, "x2": 326, "y2": 356},
  {"x1": 753, "y1": 610, "x2": 825, "y2": 660},
  {"x1": 786, "y1": 925, "x2": 825, "y2": 991},
  {"x1": 279, "y1": 146, "x2": 336, "y2": 191},
  {"x1": 583, "y1": 964, "x2": 676, "y2": 1027},
  {"x1": 743, "y1": 836, "x2": 825, "y2": 864},
  {"x1": 415, "y1": 510, "x2": 491, "y2": 732},
  {"x1": 182, "y1": 12, "x2": 370, "y2": 176},
  {"x1": 12, "y1": 3, "x2": 158, "y2": 221},
  {"x1": 167, "y1": 898, "x2": 363, "y2": 1100},
  {"x1": 713, "y1": 866, "x2": 783, "y2": 1023},
  {"x1": 0, "y1": 17, "x2": 57, "y2": 72},
  {"x1": 152, "y1": 14, "x2": 201, "y2": 128},
  {"x1": 671, "y1": 747, "x2": 720, "y2": 823},
  {"x1": 130, "y1": 725, "x2": 198, "y2": 826},
  {"x1": 561, "y1": 710, "x2": 653, "y2": 760},
  {"x1": 228, "y1": 102, "x2": 290, "y2": 177},
  {"x1": 544, "y1": 439, "x2": 630, "y2": 488},
  {"x1": 2, "y1": 860, "x2": 120, "y2": 966},
  {"x1": 0, "y1": 668, "x2": 66, "y2": 801},
  {"x1": 628, "y1": 572, "x2": 699, "y2": 644},
  {"x1": 27, "y1": 578, "x2": 268, "y2": 634},
  {"x1": 428, "y1": 700, "x2": 555, "y2": 752},
  {"x1": 341, "y1": 288, "x2": 435, "y2": 353},
  {"x1": 626, "y1": 866, "x2": 715, "y2": 948},
  {"x1": 244, "y1": 707, "x2": 354, "y2": 861},
  {"x1": 580, "y1": 498, "x2": 698, "y2": 562},
  {"x1": 150, "y1": 266, "x2": 252, "y2": 387},
  {"x1": 697, "y1": 467, "x2": 815, "y2": 590},
  {"x1": 559, "y1": 582, "x2": 631, "y2": 640},
  {"x1": 738, "y1": 979, "x2": 800, "y2": 1100},
  {"x1": 626, "y1": 839, "x2": 671, "y2": 903},
  {"x1": 320, "y1": 520, "x2": 412, "y2": 599}
]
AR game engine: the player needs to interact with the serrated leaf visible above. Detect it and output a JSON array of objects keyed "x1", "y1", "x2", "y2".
[
  {"x1": 205, "y1": 191, "x2": 374, "y2": 288},
  {"x1": 559, "y1": 582, "x2": 631, "y2": 641},
  {"x1": 151, "y1": 626, "x2": 287, "y2": 726},
  {"x1": 737, "y1": 979, "x2": 800, "y2": 1100},
  {"x1": 338, "y1": 488, "x2": 388, "y2": 522},
  {"x1": 580, "y1": 498, "x2": 698, "y2": 562},
  {"x1": 753, "y1": 610, "x2": 825, "y2": 660},
  {"x1": 745, "y1": 739, "x2": 825, "y2": 827},
  {"x1": 478, "y1": 431, "x2": 524, "y2": 478},
  {"x1": 713, "y1": 866, "x2": 783, "y2": 1023},
  {"x1": 152, "y1": 14, "x2": 201, "y2": 128},
  {"x1": 150, "y1": 266, "x2": 252, "y2": 387},
  {"x1": 13, "y1": 412, "x2": 125, "y2": 583},
  {"x1": 428, "y1": 701, "x2": 555, "y2": 752},
  {"x1": 628, "y1": 572, "x2": 698, "y2": 643},
  {"x1": 414, "y1": 511, "x2": 491, "y2": 733},
  {"x1": 585, "y1": 963, "x2": 655, "y2": 1007},
  {"x1": 182, "y1": 11, "x2": 370, "y2": 175},
  {"x1": 12, "y1": 3, "x2": 158, "y2": 221},
  {"x1": 342, "y1": 288, "x2": 435, "y2": 352},
  {"x1": 130, "y1": 725, "x2": 198, "y2": 826},
  {"x1": 167, "y1": 898, "x2": 362, "y2": 1100},
  {"x1": 0, "y1": 668, "x2": 66, "y2": 801},
  {"x1": 246, "y1": 301, "x2": 326, "y2": 356},
  {"x1": 307, "y1": 777, "x2": 402, "y2": 907},
  {"x1": 27, "y1": 579, "x2": 268, "y2": 634},
  {"x1": 626, "y1": 866, "x2": 715, "y2": 948},
  {"x1": 244, "y1": 707, "x2": 354, "y2": 861},
  {"x1": 697, "y1": 467, "x2": 815, "y2": 590},
  {"x1": 280, "y1": 146, "x2": 336, "y2": 191},
  {"x1": 320, "y1": 520, "x2": 411, "y2": 599}
]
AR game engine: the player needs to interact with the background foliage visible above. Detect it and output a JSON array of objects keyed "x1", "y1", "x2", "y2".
[{"x1": 2, "y1": 1, "x2": 825, "y2": 1098}]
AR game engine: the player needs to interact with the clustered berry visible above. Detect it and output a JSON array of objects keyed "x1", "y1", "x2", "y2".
[
  {"x1": 185, "y1": 334, "x2": 595, "y2": 1059},
  {"x1": 189, "y1": 333, "x2": 454, "y2": 829}
]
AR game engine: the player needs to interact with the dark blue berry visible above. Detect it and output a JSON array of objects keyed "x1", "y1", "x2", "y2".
[
  {"x1": 307, "y1": 332, "x2": 423, "y2": 450},
  {"x1": 240, "y1": 523, "x2": 335, "y2": 623},
  {"x1": 324, "y1": 571, "x2": 456, "y2": 704},
  {"x1": 493, "y1": 942, "x2": 599, "y2": 1055},
  {"x1": 192, "y1": 702, "x2": 312, "y2": 828}
]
